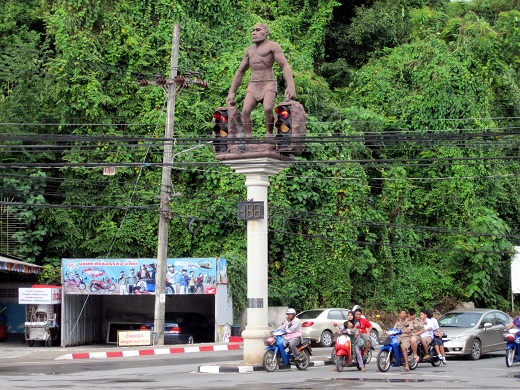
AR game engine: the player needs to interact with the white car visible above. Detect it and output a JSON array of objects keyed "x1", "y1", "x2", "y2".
[{"x1": 297, "y1": 308, "x2": 383, "y2": 347}]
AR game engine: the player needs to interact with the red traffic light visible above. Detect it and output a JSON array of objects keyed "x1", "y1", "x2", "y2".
[
  {"x1": 213, "y1": 111, "x2": 228, "y2": 123},
  {"x1": 275, "y1": 105, "x2": 291, "y2": 119}
]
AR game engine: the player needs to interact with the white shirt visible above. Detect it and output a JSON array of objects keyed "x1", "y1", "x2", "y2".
[{"x1": 421, "y1": 317, "x2": 434, "y2": 338}]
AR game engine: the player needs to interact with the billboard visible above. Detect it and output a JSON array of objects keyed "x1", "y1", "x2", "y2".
[
  {"x1": 61, "y1": 258, "x2": 227, "y2": 296},
  {"x1": 512, "y1": 247, "x2": 520, "y2": 294}
]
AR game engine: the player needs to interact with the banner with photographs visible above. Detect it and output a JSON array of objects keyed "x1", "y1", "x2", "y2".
[{"x1": 61, "y1": 257, "x2": 227, "y2": 295}]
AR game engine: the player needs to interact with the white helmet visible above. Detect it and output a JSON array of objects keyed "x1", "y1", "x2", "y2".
[{"x1": 286, "y1": 308, "x2": 296, "y2": 315}]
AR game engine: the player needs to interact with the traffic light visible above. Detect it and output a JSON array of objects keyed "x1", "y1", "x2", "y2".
[
  {"x1": 212, "y1": 108, "x2": 229, "y2": 153},
  {"x1": 274, "y1": 100, "x2": 306, "y2": 154}
]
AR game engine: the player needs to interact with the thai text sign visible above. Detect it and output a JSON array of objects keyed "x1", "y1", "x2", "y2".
[
  {"x1": 19, "y1": 287, "x2": 62, "y2": 304},
  {"x1": 117, "y1": 330, "x2": 152, "y2": 347}
]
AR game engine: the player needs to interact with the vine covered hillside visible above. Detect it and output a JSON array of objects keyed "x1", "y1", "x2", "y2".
[{"x1": 0, "y1": 0, "x2": 519, "y2": 317}]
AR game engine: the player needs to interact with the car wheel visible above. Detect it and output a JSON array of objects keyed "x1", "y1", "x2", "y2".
[
  {"x1": 320, "y1": 330, "x2": 334, "y2": 347},
  {"x1": 370, "y1": 329, "x2": 378, "y2": 343},
  {"x1": 468, "y1": 338, "x2": 482, "y2": 360}
]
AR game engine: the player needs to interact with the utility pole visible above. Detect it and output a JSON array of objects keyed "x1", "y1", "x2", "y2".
[
  {"x1": 153, "y1": 23, "x2": 180, "y2": 346},
  {"x1": 137, "y1": 24, "x2": 208, "y2": 345}
]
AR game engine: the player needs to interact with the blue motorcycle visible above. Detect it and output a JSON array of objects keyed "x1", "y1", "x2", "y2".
[
  {"x1": 376, "y1": 328, "x2": 418, "y2": 372},
  {"x1": 263, "y1": 328, "x2": 312, "y2": 372},
  {"x1": 504, "y1": 328, "x2": 520, "y2": 367}
]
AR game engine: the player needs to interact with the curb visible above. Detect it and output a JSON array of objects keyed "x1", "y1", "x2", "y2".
[
  {"x1": 56, "y1": 343, "x2": 242, "y2": 360},
  {"x1": 198, "y1": 359, "x2": 333, "y2": 373}
]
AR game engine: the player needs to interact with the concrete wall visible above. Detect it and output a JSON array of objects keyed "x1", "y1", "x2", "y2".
[{"x1": 237, "y1": 306, "x2": 288, "y2": 332}]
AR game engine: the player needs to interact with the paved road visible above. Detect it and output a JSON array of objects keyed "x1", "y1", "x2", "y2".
[{"x1": 1, "y1": 341, "x2": 520, "y2": 389}]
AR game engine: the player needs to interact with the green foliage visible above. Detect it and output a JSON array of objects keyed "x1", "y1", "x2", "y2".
[
  {"x1": 0, "y1": 0, "x2": 519, "y2": 317},
  {"x1": 37, "y1": 264, "x2": 62, "y2": 285}
]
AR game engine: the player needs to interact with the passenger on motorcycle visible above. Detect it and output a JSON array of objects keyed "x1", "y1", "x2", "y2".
[
  {"x1": 336, "y1": 318, "x2": 365, "y2": 371},
  {"x1": 419, "y1": 309, "x2": 434, "y2": 360},
  {"x1": 429, "y1": 310, "x2": 447, "y2": 364},
  {"x1": 354, "y1": 308, "x2": 372, "y2": 358},
  {"x1": 506, "y1": 313, "x2": 520, "y2": 362},
  {"x1": 282, "y1": 308, "x2": 303, "y2": 361},
  {"x1": 394, "y1": 310, "x2": 413, "y2": 372},
  {"x1": 407, "y1": 308, "x2": 424, "y2": 362}
]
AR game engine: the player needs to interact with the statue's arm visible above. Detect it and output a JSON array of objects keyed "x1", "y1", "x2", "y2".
[
  {"x1": 227, "y1": 50, "x2": 250, "y2": 105},
  {"x1": 273, "y1": 43, "x2": 296, "y2": 100}
]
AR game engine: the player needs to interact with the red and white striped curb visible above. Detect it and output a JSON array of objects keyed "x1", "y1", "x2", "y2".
[{"x1": 56, "y1": 343, "x2": 242, "y2": 360}]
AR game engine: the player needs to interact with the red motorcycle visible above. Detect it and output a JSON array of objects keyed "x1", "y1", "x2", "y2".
[
  {"x1": 89, "y1": 277, "x2": 116, "y2": 293},
  {"x1": 331, "y1": 322, "x2": 371, "y2": 371}
]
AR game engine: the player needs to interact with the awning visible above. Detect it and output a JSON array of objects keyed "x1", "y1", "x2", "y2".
[{"x1": 0, "y1": 255, "x2": 41, "y2": 274}]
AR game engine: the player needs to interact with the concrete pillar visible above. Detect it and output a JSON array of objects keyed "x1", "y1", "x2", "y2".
[{"x1": 222, "y1": 157, "x2": 293, "y2": 364}]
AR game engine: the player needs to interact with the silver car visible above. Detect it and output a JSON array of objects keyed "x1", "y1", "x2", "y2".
[
  {"x1": 439, "y1": 308, "x2": 511, "y2": 360},
  {"x1": 297, "y1": 308, "x2": 383, "y2": 348}
]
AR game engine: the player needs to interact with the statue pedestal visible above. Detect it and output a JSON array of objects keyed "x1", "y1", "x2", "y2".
[{"x1": 222, "y1": 157, "x2": 294, "y2": 364}]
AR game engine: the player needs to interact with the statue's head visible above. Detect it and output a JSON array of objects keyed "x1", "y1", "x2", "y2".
[{"x1": 252, "y1": 23, "x2": 269, "y2": 43}]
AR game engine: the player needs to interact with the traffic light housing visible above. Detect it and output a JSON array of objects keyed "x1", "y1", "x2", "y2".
[
  {"x1": 212, "y1": 108, "x2": 229, "y2": 153},
  {"x1": 274, "y1": 100, "x2": 306, "y2": 154}
]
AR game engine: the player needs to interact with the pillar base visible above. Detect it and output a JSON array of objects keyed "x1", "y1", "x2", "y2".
[{"x1": 241, "y1": 326, "x2": 271, "y2": 364}]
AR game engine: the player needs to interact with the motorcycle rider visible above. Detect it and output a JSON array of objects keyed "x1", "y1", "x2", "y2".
[
  {"x1": 506, "y1": 313, "x2": 520, "y2": 362},
  {"x1": 354, "y1": 308, "x2": 372, "y2": 359},
  {"x1": 282, "y1": 308, "x2": 303, "y2": 361},
  {"x1": 394, "y1": 309, "x2": 413, "y2": 372},
  {"x1": 407, "y1": 308, "x2": 424, "y2": 363},
  {"x1": 337, "y1": 319, "x2": 365, "y2": 371}
]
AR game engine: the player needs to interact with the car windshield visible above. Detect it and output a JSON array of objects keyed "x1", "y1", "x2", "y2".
[
  {"x1": 439, "y1": 312, "x2": 482, "y2": 328},
  {"x1": 297, "y1": 310, "x2": 324, "y2": 319},
  {"x1": 165, "y1": 314, "x2": 184, "y2": 323}
]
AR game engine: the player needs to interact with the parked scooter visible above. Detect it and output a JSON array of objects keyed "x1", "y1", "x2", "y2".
[
  {"x1": 376, "y1": 328, "x2": 418, "y2": 372},
  {"x1": 89, "y1": 277, "x2": 116, "y2": 293},
  {"x1": 263, "y1": 327, "x2": 312, "y2": 372},
  {"x1": 330, "y1": 322, "x2": 371, "y2": 371},
  {"x1": 504, "y1": 328, "x2": 520, "y2": 367}
]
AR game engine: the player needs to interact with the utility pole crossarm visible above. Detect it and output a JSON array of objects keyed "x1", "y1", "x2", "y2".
[{"x1": 137, "y1": 76, "x2": 209, "y2": 88}]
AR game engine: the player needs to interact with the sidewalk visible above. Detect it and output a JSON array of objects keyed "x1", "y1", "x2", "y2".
[
  {"x1": 0, "y1": 339, "x2": 242, "y2": 361},
  {"x1": 0, "y1": 339, "x2": 334, "y2": 373}
]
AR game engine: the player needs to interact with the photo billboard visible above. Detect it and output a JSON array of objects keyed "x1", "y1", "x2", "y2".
[{"x1": 61, "y1": 257, "x2": 227, "y2": 295}]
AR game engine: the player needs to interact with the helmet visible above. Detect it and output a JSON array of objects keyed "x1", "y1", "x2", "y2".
[{"x1": 286, "y1": 308, "x2": 296, "y2": 315}]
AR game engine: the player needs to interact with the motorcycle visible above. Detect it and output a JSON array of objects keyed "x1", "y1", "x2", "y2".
[
  {"x1": 89, "y1": 277, "x2": 116, "y2": 293},
  {"x1": 263, "y1": 327, "x2": 312, "y2": 372},
  {"x1": 377, "y1": 328, "x2": 418, "y2": 372},
  {"x1": 504, "y1": 328, "x2": 520, "y2": 367},
  {"x1": 416, "y1": 336, "x2": 443, "y2": 367},
  {"x1": 330, "y1": 322, "x2": 371, "y2": 371},
  {"x1": 64, "y1": 273, "x2": 86, "y2": 290}
]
